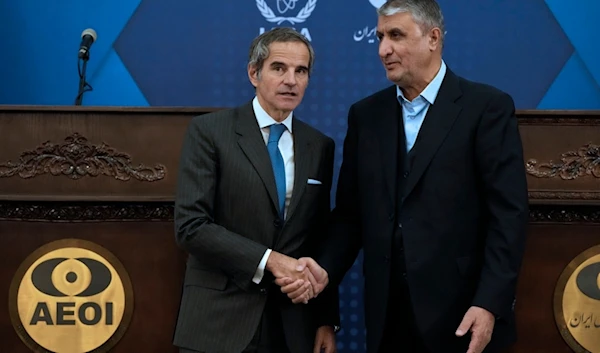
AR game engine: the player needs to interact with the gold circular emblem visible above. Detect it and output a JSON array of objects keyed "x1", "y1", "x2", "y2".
[
  {"x1": 8, "y1": 239, "x2": 134, "y2": 353},
  {"x1": 554, "y1": 245, "x2": 600, "y2": 353}
]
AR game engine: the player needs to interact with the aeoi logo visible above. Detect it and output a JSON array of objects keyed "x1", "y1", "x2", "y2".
[
  {"x1": 256, "y1": 0, "x2": 317, "y2": 41},
  {"x1": 9, "y1": 239, "x2": 134, "y2": 353},
  {"x1": 554, "y1": 245, "x2": 600, "y2": 353}
]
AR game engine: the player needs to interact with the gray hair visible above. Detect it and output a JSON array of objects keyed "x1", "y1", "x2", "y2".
[
  {"x1": 378, "y1": 0, "x2": 446, "y2": 43},
  {"x1": 248, "y1": 27, "x2": 315, "y2": 77}
]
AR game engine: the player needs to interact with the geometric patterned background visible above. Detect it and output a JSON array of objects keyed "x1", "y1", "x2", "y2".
[
  {"x1": 1, "y1": 0, "x2": 599, "y2": 109},
  {"x1": 1, "y1": 0, "x2": 599, "y2": 351},
  {"x1": 538, "y1": 0, "x2": 600, "y2": 109}
]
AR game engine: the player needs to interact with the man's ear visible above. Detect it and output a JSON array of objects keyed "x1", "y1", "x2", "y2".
[
  {"x1": 428, "y1": 27, "x2": 442, "y2": 51},
  {"x1": 248, "y1": 64, "x2": 259, "y2": 87}
]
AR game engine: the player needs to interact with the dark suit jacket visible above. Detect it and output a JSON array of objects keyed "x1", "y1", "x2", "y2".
[
  {"x1": 172, "y1": 101, "x2": 339, "y2": 353},
  {"x1": 318, "y1": 68, "x2": 529, "y2": 353}
]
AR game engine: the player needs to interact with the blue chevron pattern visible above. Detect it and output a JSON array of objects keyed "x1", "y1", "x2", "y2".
[
  {"x1": 540, "y1": 0, "x2": 600, "y2": 108},
  {"x1": 0, "y1": 0, "x2": 146, "y2": 105}
]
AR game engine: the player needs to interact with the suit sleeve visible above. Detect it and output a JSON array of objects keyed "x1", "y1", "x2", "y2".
[
  {"x1": 317, "y1": 105, "x2": 364, "y2": 287},
  {"x1": 310, "y1": 137, "x2": 340, "y2": 328},
  {"x1": 174, "y1": 116, "x2": 268, "y2": 289},
  {"x1": 471, "y1": 92, "x2": 529, "y2": 318}
]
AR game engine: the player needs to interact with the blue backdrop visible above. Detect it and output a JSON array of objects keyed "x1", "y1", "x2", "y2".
[{"x1": 1, "y1": 0, "x2": 599, "y2": 351}]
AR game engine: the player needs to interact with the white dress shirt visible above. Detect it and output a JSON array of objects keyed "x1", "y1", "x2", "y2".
[{"x1": 251, "y1": 96, "x2": 295, "y2": 284}]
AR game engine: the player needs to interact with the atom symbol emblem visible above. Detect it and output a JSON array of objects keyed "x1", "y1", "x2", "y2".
[
  {"x1": 256, "y1": 0, "x2": 317, "y2": 25},
  {"x1": 277, "y1": 0, "x2": 298, "y2": 14}
]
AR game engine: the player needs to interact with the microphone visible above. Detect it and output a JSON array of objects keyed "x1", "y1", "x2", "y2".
[
  {"x1": 78, "y1": 28, "x2": 97, "y2": 59},
  {"x1": 75, "y1": 28, "x2": 96, "y2": 105}
]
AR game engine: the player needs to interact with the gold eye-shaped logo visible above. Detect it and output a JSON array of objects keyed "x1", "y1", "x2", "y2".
[
  {"x1": 554, "y1": 245, "x2": 600, "y2": 353},
  {"x1": 31, "y1": 257, "x2": 112, "y2": 298},
  {"x1": 9, "y1": 239, "x2": 134, "y2": 353}
]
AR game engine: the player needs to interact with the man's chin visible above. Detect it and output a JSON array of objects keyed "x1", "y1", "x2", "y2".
[
  {"x1": 276, "y1": 101, "x2": 300, "y2": 112},
  {"x1": 386, "y1": 72, "x2": 403, "y2": 84}
]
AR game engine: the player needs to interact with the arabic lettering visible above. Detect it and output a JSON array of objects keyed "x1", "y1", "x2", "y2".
[
  {"x1": 569, "y1": 312, "x2": 600, "y2": 329},
  {"x1": 353, "y1": 26, "x2": 377, "y2": 43}
]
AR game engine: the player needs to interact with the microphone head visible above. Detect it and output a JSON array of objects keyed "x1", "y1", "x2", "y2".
[{"x1": 81, "y1": 28, "x2": 97, "y2": 41}]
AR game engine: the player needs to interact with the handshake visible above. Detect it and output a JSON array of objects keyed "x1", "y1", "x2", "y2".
[{"x1": 266, "y1": 252, "x2": 329, "y2": 304}]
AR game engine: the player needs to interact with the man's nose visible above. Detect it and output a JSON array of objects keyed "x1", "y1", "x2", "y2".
[
  {"x1": 283, "y1": 70, "x2": 297, "y2": 85},
  {"x1": 379, "y1": 38, "x2": 392, "y2": 58}
]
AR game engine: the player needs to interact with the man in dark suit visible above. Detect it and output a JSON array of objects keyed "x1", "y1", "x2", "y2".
[
  {"x1": 280, "y1": 1, "x2": 529, "y2": 352},
  {"x1": 172, "y1": 28, "x2": 339, "y2": 353}
]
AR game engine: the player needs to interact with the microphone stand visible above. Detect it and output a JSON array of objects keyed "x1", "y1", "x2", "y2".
[{"x1": 74, "y1": 51, "x2": 93, "y2": 105}]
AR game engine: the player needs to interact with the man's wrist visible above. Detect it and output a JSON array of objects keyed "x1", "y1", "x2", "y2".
[{"x1": 265, "y1": 250, "x2": 282, "y2": 273}]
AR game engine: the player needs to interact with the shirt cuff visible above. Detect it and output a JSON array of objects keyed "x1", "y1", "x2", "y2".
[{"x1": 252, "y1": 248, "x2": 272, "y2": 284}]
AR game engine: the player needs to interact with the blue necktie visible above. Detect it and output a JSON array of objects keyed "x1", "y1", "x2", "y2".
[{"x1": 267, "y1": 124, "x2": 287, "y2": 219}]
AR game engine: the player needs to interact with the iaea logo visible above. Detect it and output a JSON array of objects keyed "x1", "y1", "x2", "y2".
[
  {"x1": 369, "y1": 0, "x2": 386, "y2": 8},
  {"x1": 256, "y1": 0, "x2": 317, "y2": 25}
]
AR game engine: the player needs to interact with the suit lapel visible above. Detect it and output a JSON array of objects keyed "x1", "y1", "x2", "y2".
[
  {"x1": 403, "y1": 69, "x2": 462, "y2": 199},
  {"x1": 375, "y1": 86, "x2": 401, "y2": 210},
  {"x1": 285, "y1": 119, "x2": 310, "y2": 222},
  {"x1": 235, "y1": 102, "x2": 280, "y2": 213}
]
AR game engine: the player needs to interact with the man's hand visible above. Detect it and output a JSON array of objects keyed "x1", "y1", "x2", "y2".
[
  {"x1": 298, "y1": 257, "x2": 329, "y2": 294},
  {"x1": 266, "y1": 252, "x2": 315, "y2": 304},
  {"x1": 314, "y1": 325, "x2": 337, "y2": 353},
  {"x1": 275, "y1": 257, "x2": 329, "y2": 301},
  {"x1": 455, "y1": 306, "x2": 495, "y2": 353}
]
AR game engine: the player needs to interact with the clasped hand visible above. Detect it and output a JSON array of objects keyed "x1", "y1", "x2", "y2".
[{"x1": 266, "y1": 253, "x2": 328, "y2": 304}]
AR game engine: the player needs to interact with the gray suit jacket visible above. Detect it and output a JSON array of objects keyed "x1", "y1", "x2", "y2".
[{"x1": 172, "y1": 101, "x2": 339, "y2": 353}]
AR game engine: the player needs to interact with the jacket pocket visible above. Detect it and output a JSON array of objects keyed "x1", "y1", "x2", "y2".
[
  {"x1": 304, "y1": 183, "x2": 321, "y2": 194},
  {"x1": 184, "y1": 267, "x2": 228, "y2": 291}
]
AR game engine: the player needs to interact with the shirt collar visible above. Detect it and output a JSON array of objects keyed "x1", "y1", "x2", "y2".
[
  {"x1": 252, "y1": 96, "x2": 293, "y2": 132},
  {"x1": 396, "y1": 60, "x2": 447, "y2": 105}
]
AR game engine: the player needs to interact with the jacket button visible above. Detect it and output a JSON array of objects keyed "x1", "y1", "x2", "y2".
[
  {"x1": 398, "y1": 222, "x2": 402, "y2": 229},
  {"x1": 273, "y1": 219, "x2": 282, "y2": 228},
  {"x1": 260, "y1": 288, "x2": 267, "y2": 294}
]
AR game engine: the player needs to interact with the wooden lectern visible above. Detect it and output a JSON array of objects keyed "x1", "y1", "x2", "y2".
[
  {"x1": 0, "y1": 106, "x2": 214, "y2": 353},
  {"x1": 0, "y1": 106, "x2": 599, "y2": 352}
]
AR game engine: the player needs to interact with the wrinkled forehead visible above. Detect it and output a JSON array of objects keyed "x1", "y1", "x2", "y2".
[{"x1": 264, "y1": 41, "x2": 310, "y2": 66}]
